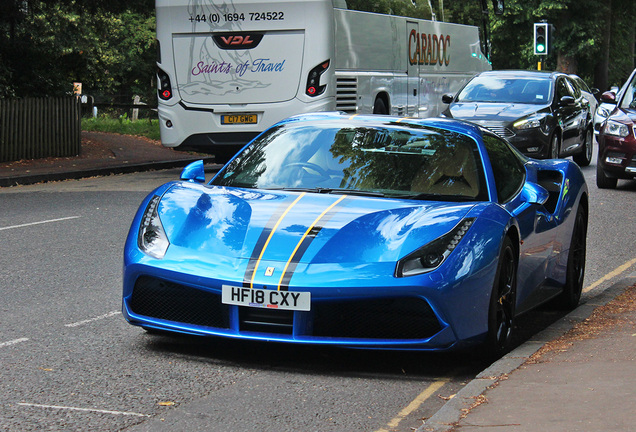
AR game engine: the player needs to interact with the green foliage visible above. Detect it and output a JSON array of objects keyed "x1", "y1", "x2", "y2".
[
  {"x1": 1, "y1": 0, "x2": 634, "y2": 100},
  {"x1": 0, "y1": 0, "x2": 156, "y2": 100},
  {"x1": 445, "y1": 0, "x2": 634, "y2": 90},
  {"x1": 82, "y1": 115, "x2": 160, "y2": 141}
]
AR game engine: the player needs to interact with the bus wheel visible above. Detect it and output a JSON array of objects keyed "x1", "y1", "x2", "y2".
[{"x1": 373, "y1": 98, "x2": 388, "y2": 115}]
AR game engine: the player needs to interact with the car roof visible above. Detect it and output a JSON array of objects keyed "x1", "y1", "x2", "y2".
[{"x1": 475, "y1": 70, "x2": 562, "y2": 79}]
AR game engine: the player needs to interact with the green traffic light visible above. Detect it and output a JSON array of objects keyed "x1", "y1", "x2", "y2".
[{"x1": 536, "y1": 44, "x2": 545, "y2": 53}]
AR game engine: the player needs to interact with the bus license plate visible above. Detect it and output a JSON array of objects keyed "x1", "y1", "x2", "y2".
[
  {"x1": 222, "y1": 286, "x2": 310, "y2": 311},
  {"x1": 221, "y1": 114, "x2": 257, "y2": 125}
]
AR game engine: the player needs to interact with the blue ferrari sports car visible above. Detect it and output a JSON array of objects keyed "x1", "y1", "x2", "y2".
[{"x1": 123, "y1": 113, "x2": 588, "y2": 353}]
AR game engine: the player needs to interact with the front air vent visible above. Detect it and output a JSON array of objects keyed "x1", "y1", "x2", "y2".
[
  {"x1": 239, "y1": 307, "x2": 294, "y2": 334},
  {"x1": 482, "y1": 123, "x2": 515, "y2": 140}
]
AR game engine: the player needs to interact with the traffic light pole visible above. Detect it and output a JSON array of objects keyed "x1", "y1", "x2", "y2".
[{"x1": 480, "y1": 0, "x2": 491, "y2": 60}]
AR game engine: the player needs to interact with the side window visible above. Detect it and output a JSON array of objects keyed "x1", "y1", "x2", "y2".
[
  {"x1": 556, "y1": 78, "x2": 572, "y2": 101},
  {"x1": 566, "y1": 77, "x2": 581, "y2": 98},
  {"x1": 483, "y1": 133, "x2": 526, "y2": 203}
]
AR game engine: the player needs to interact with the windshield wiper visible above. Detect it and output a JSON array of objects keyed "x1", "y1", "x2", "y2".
[
  {"x1": 266, "y1": 187, "x2": 385, "y2": 197},
  {"x1": 402, "y1": 192, "x2": 474, "y2": 202},
  {"x1": 320, "y1": 188, "x2": 385, "y2": 197}
]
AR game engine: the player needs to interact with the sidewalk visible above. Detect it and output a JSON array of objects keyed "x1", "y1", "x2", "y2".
[
  {"x1": 0, "y1": 131, "x2": 215, "y2": 187},
  {"x1": 420, "y1": 275, "x2": 636, "y2": 432},
  {"x1": 2, "y1": 132, "x2": 635, "y2": 432}
]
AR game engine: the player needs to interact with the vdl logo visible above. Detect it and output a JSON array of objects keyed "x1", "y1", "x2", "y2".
[{"x1": 213, "y1": 33, "x2": 264, "y2": 50}]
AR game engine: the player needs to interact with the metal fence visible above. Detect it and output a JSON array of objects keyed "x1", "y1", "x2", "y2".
[{"x1": 0, "y1": 97, "x2": 82, "y2": 163}]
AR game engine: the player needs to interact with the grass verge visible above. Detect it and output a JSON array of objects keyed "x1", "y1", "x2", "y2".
[{"x1": 82, "y1": 116, "x2": 160, "y2": 141}]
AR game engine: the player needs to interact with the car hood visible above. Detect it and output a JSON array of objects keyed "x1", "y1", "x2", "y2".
[
  {"x1": 156, "y1": 183, "x2": 475, "y2": 265},
  {"x1": 610, "y1": 107, "x2": 636, "y2": 124},
  {"x1": 447, "y1": 102, "x2": 549, "y2": 123}
]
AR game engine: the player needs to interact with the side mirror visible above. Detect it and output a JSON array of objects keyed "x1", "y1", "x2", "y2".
[
  {"x1": 180, "y1": 160, "x2": 206, "y2": 183},
  {"x1": 600, "y1": 91, "x2": 616, "y2": 104},
  {"x1": 521, "y1": 182, "x2": 549, "y2": 206},
  {"x1": 442, "y1": 93, "x2": 455, "y2": 104},
  {"x1": 559, "y1": 95, "x2": 575, "y2": 106}
]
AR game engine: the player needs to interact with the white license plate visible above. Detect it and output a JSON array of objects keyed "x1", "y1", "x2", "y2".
[{"x1": 221, "y1": 286, "x2": 311, "y2": 311}]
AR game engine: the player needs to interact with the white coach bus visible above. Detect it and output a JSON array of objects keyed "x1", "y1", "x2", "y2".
[{"x1": 155, "y1": 0, "x2": 491, "y2": 161}]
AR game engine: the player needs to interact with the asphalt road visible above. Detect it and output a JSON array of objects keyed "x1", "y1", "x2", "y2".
[{"x1": 0, "y1": 147, "x2": 634, "y2": 431}]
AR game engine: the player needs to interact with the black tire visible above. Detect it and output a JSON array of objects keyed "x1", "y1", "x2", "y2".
[
  {"x1": 373, "y1": 98, "x2": 388, "y2": 115},
  {"x1": 550, "y1": 205, "x2": 587, "y2": 310},
  {"x1": 573, "y1": 128, "x2": 593, "y2": 167},
  {"x1": 549, "y1": 133, "x2": 560, "y2": 159},
  {"x1": 596, "y1": 162, "x2": 618, "y2": 189},
  {"x1": 484, "y1": 236, "x2": 517, "y2": 356}
]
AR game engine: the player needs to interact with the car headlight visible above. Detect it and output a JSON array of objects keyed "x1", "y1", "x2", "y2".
[
  {"x1": 138, "y1": 195, "x2": 170, "y2": 259},
  {"x1": 603, "y1": 120, "x2": 630, "y2": 138},
  {"x1": 513, "y1": 116, "x2": 545, "y2": 130},
  {"x1": 396, "y1": 218, "x2": 475, "y2": 277}
]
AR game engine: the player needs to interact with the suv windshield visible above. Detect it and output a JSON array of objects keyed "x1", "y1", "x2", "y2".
[
  {"x1": 457, "y1": 76, "x2": 553, "y2": 104},
  {"x1": 620, "y1": 74, "x2": 636, "y2": 109},
  {"x1": 212, "y1": 120, "x2": 488, "y2": 201}
]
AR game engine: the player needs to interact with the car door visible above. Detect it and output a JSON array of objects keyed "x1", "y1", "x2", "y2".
[
  {"x1": 483, "y1": 133, "x2": 558, "y2": 313},
  {"x1": 567, "y1": 76, "x2": 590, "y2": 147},
  {"x1": 554, "y1": 77, "x2": 584, "y2": 153}
]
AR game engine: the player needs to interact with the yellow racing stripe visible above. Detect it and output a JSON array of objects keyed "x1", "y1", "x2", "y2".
[
  {"x1": 277, "y1": 195, "x2": 347, "y2": 290},
  {"x1": 250, "y1": 192, "x2": 306, "y2": 288}
]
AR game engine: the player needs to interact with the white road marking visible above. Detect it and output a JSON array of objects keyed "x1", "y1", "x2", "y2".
[
  {"x1": 0, "y1": 338, "x2": 29, "y2": 348},
  {"x1": 65, "y1": 311, "x2": 121, "y2": 328},
  {"x1": 17, "y1": 403, "x2": 150, "y2": 417},
  {"x1": 0, "y1": 216, "x2": 81, "y2": 231},
  {"x1": 583, "y1": 256, "x2": 636, "y2": 293},
  {"x1": 376, "y1": 378, "x2": 450, "y2": 432}
]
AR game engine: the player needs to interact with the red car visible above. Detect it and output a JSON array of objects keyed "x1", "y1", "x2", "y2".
[{"x1": 597, "y1": 68, "x2": 636, "y2": 189}]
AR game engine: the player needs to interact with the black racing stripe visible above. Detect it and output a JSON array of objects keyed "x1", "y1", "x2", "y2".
[
  {"x1": 278, "y1": 198, "x2": 348, "y2": 290},
  {"x1": 243, "y1": 198, "x2": 298, "y2": 287}
]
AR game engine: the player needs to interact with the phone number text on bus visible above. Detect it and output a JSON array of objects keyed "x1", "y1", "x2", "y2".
[{"x1": 189, "y1": 11, "x2": 284, "y2": 24}]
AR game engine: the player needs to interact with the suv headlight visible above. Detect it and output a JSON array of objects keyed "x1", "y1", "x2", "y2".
[
  {"x1": 396, "y1": 218, "x2": 475, "y2": 277},
  {"x1": 138, "y1": 195, "x2": 170, "y2": 259},
  {"x1": 603, "y1": 120, "x2": 630, "y2": 138}
]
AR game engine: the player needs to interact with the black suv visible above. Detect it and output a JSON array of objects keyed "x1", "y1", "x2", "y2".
[{"x1": 441, "y1": 70, "x2": 594, "y2": 166}]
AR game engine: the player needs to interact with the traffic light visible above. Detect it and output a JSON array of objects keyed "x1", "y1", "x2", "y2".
[
  {"x1": 534, "y1": 23, "x2": 548, "y2": 55},
  {"x1": 492, "y1": 0, "x2": 504, "y2": 15}
]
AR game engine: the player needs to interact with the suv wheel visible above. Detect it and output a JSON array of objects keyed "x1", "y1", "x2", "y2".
[{"x1": 596, "y1": 162, "x2": 618, "y2": 189}]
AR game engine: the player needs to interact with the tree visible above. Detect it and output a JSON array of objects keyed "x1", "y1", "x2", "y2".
[
  {"x1": 445, "y1": 0, "x2": 634, "y2": 89},
  {"x1": 0, "y1": 0, "x2": 156, "y2": 100}
]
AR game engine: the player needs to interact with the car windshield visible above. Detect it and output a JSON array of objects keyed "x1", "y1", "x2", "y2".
[
  {"x1": 619, "y1": 73, "x2": 636, "y2": 109},
  {"x1": 212, "y1": 120, "x2": 487, "y2": 201},
  {"x1": 457, "y1": 75, "x2": 553, "y2": 104}
]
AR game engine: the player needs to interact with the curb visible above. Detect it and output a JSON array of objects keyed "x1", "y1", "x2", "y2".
[
  {"x1": 418, "y1": 272, "x2": 636, "y2": 432},
  {"x1": 0, "y1": 157, "x2": 216, "y2": 188}
]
